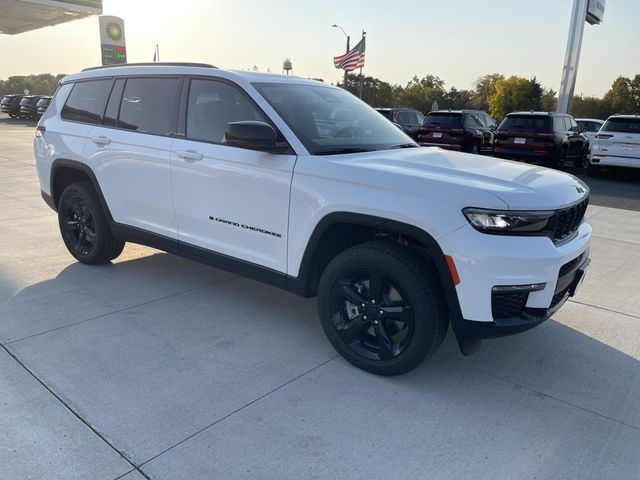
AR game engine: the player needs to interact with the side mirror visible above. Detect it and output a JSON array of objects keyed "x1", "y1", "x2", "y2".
[{"x1": 224, "y1": 121, "x2": 288, "y2": 153}]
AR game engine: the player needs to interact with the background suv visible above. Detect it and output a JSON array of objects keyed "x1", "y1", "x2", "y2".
[
  {"x1": 414, "y1": 110, "x2": 497, "y2": 154},
  {"x1": 589, "y1": 115, "x2": 640, "y2": 176},
  {"x1": 1, "y1": 94, "x2": 24, "y2": 118},
  {"x1": 36, "y1": 96, "x2": 52, "y2": 118},
  {"x1": 19, "y1": 95, "x2": 42, "y2": 119},
  {"x1": 375, "y1": 107, "x2": 425, "y2": 135},
  {"x1": 494, "y1": 112, "x2": 588, "y2": 168},
  {"x1": 576, "y1": 118, "x2": 605, "y2": 143}
]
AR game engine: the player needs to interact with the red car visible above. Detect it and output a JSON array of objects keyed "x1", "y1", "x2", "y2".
[
  {"x1": 493, "y1": 112, "x2": 589, "y2": 168},
  {"x1": 413, "y1": 110, "x2": 497, "y2": 154}
]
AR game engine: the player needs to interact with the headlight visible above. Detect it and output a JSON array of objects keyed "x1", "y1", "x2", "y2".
[{"x1": 463, "y1": 208, "x2": 554, "y2": 234}]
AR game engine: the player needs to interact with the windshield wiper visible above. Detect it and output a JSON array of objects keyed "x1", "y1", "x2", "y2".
[
  {"x1": 390, "y1": 143, "x2": 419, "y2": 149},
  {"x1": 314, "y1": 147, "x2": 372, "y2": 156}
]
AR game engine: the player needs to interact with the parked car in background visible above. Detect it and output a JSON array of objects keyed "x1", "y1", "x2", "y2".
[
  {"x1": 494, "y1": 112, "x2": 588, "y2": 168},
  {"x1": 19, "y1": 95, "x2": 42, "y2": 119},
  {"x1": 36, "y1": 96, "x2": 52, "y2": 118},
  {"x1": 375, "y1": 107, "x2": 424, "y2": 135},
  {"x1": 576, "y1": 118, "x2": 605, "y2": 143},
  {"x1": 1, "y1": 94, "x2": 24, "y2": 118},
  {"x1": 588, "y1": 115, "x2": 640, "y2": 176},
  {"x1": 414, "y1": 110, "x2": 497, "y2": 154}
]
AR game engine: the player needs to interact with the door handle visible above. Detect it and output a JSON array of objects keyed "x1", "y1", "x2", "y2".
[
  {"x1": 90, "y1": 135, "x2": 111, "y2": 146},
  {"x1": 176, "y1": 150, "x2": 203, "y2": 161}
]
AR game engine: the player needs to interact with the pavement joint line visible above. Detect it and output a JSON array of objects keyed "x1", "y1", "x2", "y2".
[
  {"x1": 4, "y1": 274, "x2": 240, "y2": 346},
  {"x1": 112, "y1": 469, "x2": 136, "y2": 480},
  {"x1": 137, "y1": 354, "x2": 340, "y2": 470},
  {"x1": 586, "y1": 206, "x2": 609, "y2": 219},
  {"x1": 0, "y1": 343, "x2": 153, "y2": 480},
  {"x1": 568, "y1": 298, "x2": 640, "y2": 321},
  {"x1": 444, "y1": 354, "x2": 640, "y2": 433}
]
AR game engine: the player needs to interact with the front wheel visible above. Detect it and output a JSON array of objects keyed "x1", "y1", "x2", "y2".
[
  {"x1": 317, "y1": 241, "x2": 448, "y2": 376},
  {"x1": 58, "y1": 182, "x2": 125, "y2": 264}
]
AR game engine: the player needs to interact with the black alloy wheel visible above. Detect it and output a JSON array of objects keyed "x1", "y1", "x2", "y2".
[
  {"x1": 58, "y1": 182, "x2": 125, "y2": 264},
  {"x1": 61, "y1": 193, "x2": 97, "y2": 257},
  {"x1": 329, "y1": 266, "x2": 415, "y2": 361},
  {"x1": 318, "y1": 241, "x2": 448, "y2": 376}
]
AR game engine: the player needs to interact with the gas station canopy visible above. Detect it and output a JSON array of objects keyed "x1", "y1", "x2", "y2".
[{"x1": 0, "y1": 0, "x2": 102, "y2": 35}]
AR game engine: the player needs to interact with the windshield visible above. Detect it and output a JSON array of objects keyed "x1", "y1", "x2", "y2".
[
  {"x1": 602, "y1": 117, "x2": 640, "y2": 134},
  {"x1": 499, "y1": 115, "x2": 551, "y2": 130},
  {"x1": 254, "y1": 83, "x2": 414, "y2": 155},
  {"x1": 424, "y1": 113, "x2": 462, "y2": 126}
]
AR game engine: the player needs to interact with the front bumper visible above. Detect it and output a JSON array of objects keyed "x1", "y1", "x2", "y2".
[{"x1": 441, "y1": 219, "x2": 591, "y2": 341}]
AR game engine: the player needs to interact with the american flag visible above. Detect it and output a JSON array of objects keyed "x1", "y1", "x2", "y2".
[{"x1": 333, "y1": 37, "x2": 366, "y2": 72}]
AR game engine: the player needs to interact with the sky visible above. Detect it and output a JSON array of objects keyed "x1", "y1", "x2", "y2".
[{"x1": 1, "y1": 0, "x2": 638, "y2": 97}]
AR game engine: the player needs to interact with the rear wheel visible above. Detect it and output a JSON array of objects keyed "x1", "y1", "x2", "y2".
[
  {"x1": 8, "y1": 113, "x2": 17, "y2": 118},
  {"x1": 58, "y1": 182, "x2": 125, "y2": 264},
  {"x1": 469, "y1": 142, "x2": 480, "y2": 155},
  {"x1": 317, "y1": 241, "x2": 448, "y2": 376}
]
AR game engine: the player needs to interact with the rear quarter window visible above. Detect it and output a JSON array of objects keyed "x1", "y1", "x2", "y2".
[{"x1": 61, "y1": 79, "x2": 112, "y2": 124}]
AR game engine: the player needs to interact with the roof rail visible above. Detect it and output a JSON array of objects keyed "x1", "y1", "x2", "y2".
[{"x1": 81, "y1": 62, "x2": 217, "y2": 72}]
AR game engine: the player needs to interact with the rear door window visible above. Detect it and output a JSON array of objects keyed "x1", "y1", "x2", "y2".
[
  {"x1": 118, "y1": 77, "x2": 181, "y2": 135},
  {"x1": 61, "y1": 79, "x2": 112, "y2": 124}
]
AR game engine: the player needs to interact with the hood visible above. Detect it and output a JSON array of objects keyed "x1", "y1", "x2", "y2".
[{"x1": 318, "y1": 147, "x2": 589, "y2": 210}]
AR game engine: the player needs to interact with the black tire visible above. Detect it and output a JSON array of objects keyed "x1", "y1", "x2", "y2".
[
  {"x1": 317, "y1": 241, "x2": 448, "y2": 376},
  {"x1": 468, "y1": 142, "x2": 480, "y2": 155},
  {"x1": 551, "y1": 147, "x2": 567, "y2": 169},
  {"x1": 574, "y1": 154, "x2": 585, "y2": 169},
  {"x1": 587, "y1": 162, "x2": 601, "y2": 177},
  {"x1": 58, "y1": 182, "x2": 124, "y2": 264},
  {"x1": 8, "y1": 113, "x2": 17, "y2": 119}
]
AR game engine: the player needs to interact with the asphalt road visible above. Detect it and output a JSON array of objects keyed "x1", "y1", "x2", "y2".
[{"x1": 1, "y1": 115, "x2": 640, "y2": 480}]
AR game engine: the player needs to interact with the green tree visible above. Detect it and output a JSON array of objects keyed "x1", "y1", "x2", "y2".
[
  {"x1": 603, "y1": 76, "x2": 635, "y2": 114},
  {"x1": 393, "y1": 75, "x2": 447, "y2": 113},
  {"x1": 571, "y1": 96, "x2": 610, "y2": 119},
  {"x1": 470, "y1": 73, "x2": 504, "y2": 110},
  {"x1": 489, "y1": 76, "x2": 542, "y2": 119}
]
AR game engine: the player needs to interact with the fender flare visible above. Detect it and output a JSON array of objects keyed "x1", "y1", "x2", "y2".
[{"x1": 295, "y1": 212, "x2": 464, "y2": 325}]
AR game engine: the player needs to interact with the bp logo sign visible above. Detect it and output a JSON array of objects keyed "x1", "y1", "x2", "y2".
[
  {"x1": 99, "y1": 16, "x2": 126, "y2": 65},
  {"x1": 105, "y1": 21, "x2": 123, "y2": 42}
]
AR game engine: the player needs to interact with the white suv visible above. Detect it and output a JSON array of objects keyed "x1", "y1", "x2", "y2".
[
  {"x1": 588, "y1": 115, "x2": 640, "y2": 176},
  {"x1": 35, "y1": 63, "x2": 592, "y2": 375}
]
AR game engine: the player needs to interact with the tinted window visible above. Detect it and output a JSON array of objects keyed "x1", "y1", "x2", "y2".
[
  {"x1": 500, "y1": 115, "x2": 552, "y2": 130},
  {"x1": 425, "y1": 113, "x2": 462, "y2": 126},
  {"x1": 394, "y1": 111, "x2": 409, "y2": 124},
  {"x1": 103, "y1": 78, "x2": 125, "y2": 127},
  {"x1": 61, "y1": 80, "x2": 112, "y2": 124},
  {"x1": 255, "y1": 82, "x2": 411, "y2": 155},
  {"x1": 376, "y1": 109, "x2": 392, "y2": 120},
  {"x1": 577, "y1": 120, "x2": 601, "y2": 132},
  {"x1": 602, "y1": 117, "x2": 640, "y2": 134},
  {"x1": 186, "y1": 79, "x2": 269, "y2": 144},
  {"x1": 118, "y1": 78, "x2": 180, "y2": 135},
  {"x1": 463, "y1": 113, "x2": 482, "y2": 128},
  {"x1": 484, "y1": 114, "x2": 497, "y2": 128},
  {"x1": 404, "y1": 111, "x2": 424, "y2": 126}
]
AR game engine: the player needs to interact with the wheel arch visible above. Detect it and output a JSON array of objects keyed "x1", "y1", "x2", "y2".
[
  {"x1": 294, "y1": 212, "x2": 463, "y2": 323},
  {"x1": 50, "y1": 159, "x2": 113, "y2": 222}
]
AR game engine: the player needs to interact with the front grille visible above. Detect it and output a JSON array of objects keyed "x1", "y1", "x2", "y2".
[
  {"x1": 492, "y1": 291, "x2": 529, "y2": 320},
  {"x1": 551, "y1": 197, "x2": 589, "y2": 243}
]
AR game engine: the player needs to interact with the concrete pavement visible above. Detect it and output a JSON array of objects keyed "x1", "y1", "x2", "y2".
[{"x1": 1, "y1": 116, "x2": 639, "y2": 479}]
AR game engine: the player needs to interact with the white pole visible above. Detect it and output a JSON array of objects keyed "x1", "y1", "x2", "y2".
[{"x1": 557, "y1": 0, "x2": 588, "y2": 114}]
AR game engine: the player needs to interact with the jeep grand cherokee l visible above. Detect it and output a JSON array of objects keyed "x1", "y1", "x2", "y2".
[
  {"x1": 34, "y1": 63, "x2": 592, "y2": 375},
  {"x1": 414, "y1": 110, "x2": 497, "y2": 154},
  {"x1": 494, "y1": 112, "x2": 589, "y2": 168}
]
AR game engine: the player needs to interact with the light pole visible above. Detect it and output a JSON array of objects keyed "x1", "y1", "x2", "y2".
[{"x1": 332, "y1": 24, "x2": 350, "y2": 89}]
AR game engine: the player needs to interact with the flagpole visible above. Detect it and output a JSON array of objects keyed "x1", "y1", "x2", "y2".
[{"x1": 358, "y1": 30, "x2": 366, "y2": 98}]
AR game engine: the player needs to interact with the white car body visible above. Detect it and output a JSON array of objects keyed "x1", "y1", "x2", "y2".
[
  {"x1": 589, "y1": 115, "x2": 640, "y2": 169},
  {"x1": 576, "y1": 117, "x2": 605, "y2": 143},
  {"x1": 34, "y1": 64, "x2": 592, "y2": 353}
]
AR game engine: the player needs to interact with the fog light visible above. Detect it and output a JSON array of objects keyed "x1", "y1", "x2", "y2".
[{"x1": 492, "y1": 283, "x2": 546, "y2": 293}]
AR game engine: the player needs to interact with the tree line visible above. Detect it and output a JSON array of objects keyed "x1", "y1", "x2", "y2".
[
  {"x1": 343, "y1": 72, "x2": 640, "y2": 120},
  {"x1": 0, "y1": 73, "x2": 66, "y2": 97},
  {"x1": 2, "y1": 71, "x2": 638, "y2": 121}
]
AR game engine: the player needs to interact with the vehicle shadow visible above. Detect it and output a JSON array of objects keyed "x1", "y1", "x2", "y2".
[{"x1": 2, "y1": 250, "x2": 638, "y2": 427}]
